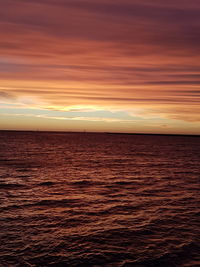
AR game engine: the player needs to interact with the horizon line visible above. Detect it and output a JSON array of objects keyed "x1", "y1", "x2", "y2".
[{"x1": 0, "y1": 129, "x2": 199, "y2": 137}]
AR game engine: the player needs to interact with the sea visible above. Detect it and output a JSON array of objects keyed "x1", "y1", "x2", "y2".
[{"x1": 0, "y1": 131, "x2": 199, "y2": 267}]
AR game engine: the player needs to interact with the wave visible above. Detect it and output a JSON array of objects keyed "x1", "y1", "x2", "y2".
[
  {"x1": 0, "y1": 183, "x2": 25, "y2": 189},
  {"x1": 0, "y1": 132, "x2": 199, "y2": 267}
]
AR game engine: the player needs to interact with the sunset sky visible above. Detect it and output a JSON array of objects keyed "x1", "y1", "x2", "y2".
[{"x1": 0, "y1": 0, "x2": 200, "y2": 134}]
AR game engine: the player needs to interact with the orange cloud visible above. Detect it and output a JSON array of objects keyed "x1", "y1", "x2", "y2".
[{"x1": 0, "y1": 0, "x2": 200, "y2": 133}]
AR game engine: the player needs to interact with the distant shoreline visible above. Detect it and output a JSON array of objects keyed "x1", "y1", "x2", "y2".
[{"x1": 0, "y1": 129, "x2": 199, "y2": 137}]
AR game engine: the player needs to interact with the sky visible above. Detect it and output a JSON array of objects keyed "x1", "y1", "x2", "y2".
[{"x1": 0, "y1": 0, "x2": 200, "y2": 134}]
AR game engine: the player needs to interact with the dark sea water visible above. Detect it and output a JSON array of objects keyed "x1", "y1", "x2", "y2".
[{"x1": 0, "y1": 131, "x2": 199, "y2": 267}]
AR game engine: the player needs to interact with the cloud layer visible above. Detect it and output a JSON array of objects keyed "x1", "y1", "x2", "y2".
[{"x1": 0, "y1": 0, "x2": 200, "y2": 133}]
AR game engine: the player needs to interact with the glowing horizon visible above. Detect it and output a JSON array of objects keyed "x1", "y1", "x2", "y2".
[{"x1": 0, "y1": 0, "x2": 200, "y2": 134}]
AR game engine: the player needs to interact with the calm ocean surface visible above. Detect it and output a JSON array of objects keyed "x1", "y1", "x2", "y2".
[{"x1": 0, "y1": 131, "x2": 199, "y2": 267}]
